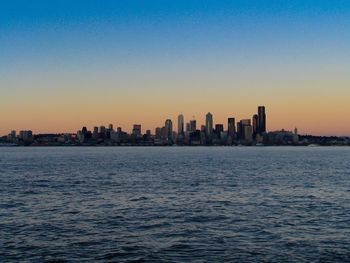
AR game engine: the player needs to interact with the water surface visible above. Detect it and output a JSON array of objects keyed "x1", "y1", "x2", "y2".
[{"x1": 1, "y1": 147, "x2": 350, "y2": 262}]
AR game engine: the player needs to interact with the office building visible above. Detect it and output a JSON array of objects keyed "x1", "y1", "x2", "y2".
[
  {"x1": 189, "y1": 119, "x2": 197, "y2": 133},
  {"x1": 205, "y1": 112, "x2": 213, "y2": 137},
  {"x1": 228, "y1": 118, "x2": 235, "y2": 137},
  {"x1": 178, "y1": 114, "x2": 184, "y2": 135},
  {"x1": 165, "y1": 119, "x2": 173, "y2": 141},
  {"x1": 258, "y1": 106, "x2": 266, "y2": 135},
  {"x1": 252, "y1": 114, "x2": 258, "y2": 139},
  {"x1": 132, "y1": 124, "x2": 142, "y2": 137}
]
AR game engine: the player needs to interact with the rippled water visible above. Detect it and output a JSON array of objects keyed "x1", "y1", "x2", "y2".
[{"x1": 1, "y1": 147, "x2": 350, "y2": 262}]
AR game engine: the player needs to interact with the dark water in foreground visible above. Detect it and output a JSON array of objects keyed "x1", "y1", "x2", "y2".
[{"x1": 1, "y1": 147, "x2": 350, "y2": 262}]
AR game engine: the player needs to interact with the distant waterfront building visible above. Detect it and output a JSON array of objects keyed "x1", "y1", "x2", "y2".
[
  {"x1": 165, "y1": 119, "x2": 173, "y2": 141},
  {"x1": 132, "y1": 124, "x2": 142, "y2": 137},
  {"x1": 155, "y1": 127, "x2": 162, "y2": 139},
  {"x1": 110, "y1": 127, "x2": 128, "y2": 143},
  {"x1": 243, "y1": 125, "x2": 253, "y2": 144},
  {"x1": 92, "y1": 126, "x2": 99, "y2": 140},
  {"x1": 258, "y1": 106, "x2": 266, "y2": 135},
  {"x1": 77, "y1": 131, "x2": 84, "y2": 143},
  {"x1": 7, "y1": 130, "x2": 17, "y2": 141},
  {"x1": 178, "y1": 114, "x2": 184, "y2": 135},
  {"x1": 266, "y1": 129, "x2": 299, "y2": 145},
  {"x1": 227, "y1": 118, "x2": 235, "y2": 137},
  {"x1": 189, "y1": 119, "x2": 197, "y2": 133},
  {"x1": 18, "y1": 130, "x2": 33, "y2": 141},
  {"x1": 215, "y1": 124, "x2": 224, "y2": 134},
  {"x1": 99, "y1": 126, "x2": 106, "y2": 134},
  {"x1": 252, "y1": 114, "x2": 258, "y2": 139},
  {"x1": 185, "y1": 122, "x2": 190, "y2": 133},
  {"x1": 205, "y1": 112, "x2": 213, "y2": 137},
  {"x1": 239, "y1": 119, "x2": 252, "y2": 143}
]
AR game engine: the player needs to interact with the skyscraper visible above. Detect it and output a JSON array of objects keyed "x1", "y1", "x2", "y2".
[
  {"x1": 178, "y1": 114, "x2": 184, "y2": 135},
  {"x1": 252, "y1": 114, "x2": 258, "y2": 139},
  {"x1": 189, "y1": 119, "x2": 197, "y2": 132},
  {"x1": 205, "y1": 112, "x2": 213, "y2": 137},
  {"x1": 258, "y1": 106, "x2": 266, "y2": 135},
  {"x1": 165, "y1": 119, "x2": 173, "y2": 141},
  {"x1": 228, "y1": 117, "x2": 236, "y2": 137},
  {"x1": 239, "y1": 119, "x2": 251, "y2": 141}
]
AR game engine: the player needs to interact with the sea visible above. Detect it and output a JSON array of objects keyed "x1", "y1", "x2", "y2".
[{"x1": 1, "y1": 147, "x2": 350, "y2": 262}]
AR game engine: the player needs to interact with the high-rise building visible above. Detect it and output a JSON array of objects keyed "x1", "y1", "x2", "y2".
[
  {"x1": 237, "y1": 121, "x2": 241, "y2": 139},
  {"x1": 92, "y1": 126, "x2": 99, "y2": 140},
  {"x1": 258, "y1": 106, "x2": 266, "y2": 135},
  {"x1": 132, "y1": 124, "x2": 142, "y2": 137},
  {"x1": 185, "y1": 123, "x2": 190, "y2": 132},
  {"x1": 178, "y1": 114, "x2": 184, "y2": 135},
  {"x1": 99, "y1": 126, "x2": 106, "y2": 135},
  {"x1": 215, "y1": 124, "x2": 224, "y2": 134},
  {"x1": 227, "y1": 118, "x2": 235, "y2": 137},
  {"x1": 189, "y1": 119, "x2": 197, "y2": 133},
  {"x1": 252, "y1": 114, "x2": 258, "y2": 139},
  {"x1": 155, "y1": 127, "x2": 162, "y2": 139},
  {"x1": 165, "y1": 119, "x2": 173, "y2": 141},
  {"x1": 243, "y1": 125, "x2": 253, "y2": 143},
  {"x1": 19, "y1": 130, "x2": 33, "y2": 141},
  {"x1": 205, "y1": 112, "x2": 213, "y2": 137},
  {"x1": 239, "y1": 119, "x2": 251, "y2": 141},
  {"x1": 108, "y1": 124, "x2": 113, "y2": 131}
]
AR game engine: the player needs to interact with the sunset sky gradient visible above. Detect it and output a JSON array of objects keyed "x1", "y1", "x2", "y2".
[{"x1": 1, "y1": 0, "x2": 350, "y2": 136}]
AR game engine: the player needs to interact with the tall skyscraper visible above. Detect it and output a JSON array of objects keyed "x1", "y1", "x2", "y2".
[
  {"x1": 165, "y1": 119, "x2": 173, "y2": 141},
  {"x1": 252, "y1": 114, "x2": 258, "y2": 138},
  {"x1": 185, "y1": 122, "x2": 190, "y2": 132},
  {"x1": 177, "y1": 114, "x2": 184, "y2": 135},
  {"x1": 228, "y1": 118, "x2": 236, "y2": 137},
  {"x1": 258, "y1": 106, "x2": 266, "y2": 135},
  {"x1": 205, "y1": 112, "x2": 213, "y2": 137},
  {"x1": 189, "y1": 119, "x2": 197, "y2": 132}
]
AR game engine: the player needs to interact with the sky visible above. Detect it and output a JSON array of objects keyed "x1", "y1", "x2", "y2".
[{"x1": 1, "y1": 0, "x2": 350, "y2": 136}]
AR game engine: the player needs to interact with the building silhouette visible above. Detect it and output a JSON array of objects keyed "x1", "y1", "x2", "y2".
[
  {"x1": 258, "y1": 106, "x2": 266, "y2": 135},
  {"x1": 205, "y1": 112, "x2": 213, "y2": 138},
  {"x1": 165, "y1": 119, "x2": 173, "y2": 142},
  {"x1": 177, "y1": 114, "x2": 184, "y2": 135}
]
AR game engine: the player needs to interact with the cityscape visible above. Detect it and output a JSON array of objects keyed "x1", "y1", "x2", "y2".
[
  {"x1": 1, "y1": 106, "x2": 349, "y2": 146},
  {"x1": 2, "y1": 1, "x2": 350, "y2": 262}
]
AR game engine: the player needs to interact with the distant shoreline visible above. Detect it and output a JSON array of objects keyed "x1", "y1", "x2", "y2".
[{"x1": 1, "y1": 144, "x2": 349, "y2": 147}]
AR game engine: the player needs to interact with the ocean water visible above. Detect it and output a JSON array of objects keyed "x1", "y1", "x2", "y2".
[{"x1": 1, "y1": 147, "x2": 350, "y2": 262}]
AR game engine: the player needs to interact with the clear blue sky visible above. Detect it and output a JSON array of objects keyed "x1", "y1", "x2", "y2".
[{"x1": 1, "y1": 1, "x2": 350, "y2": 135}]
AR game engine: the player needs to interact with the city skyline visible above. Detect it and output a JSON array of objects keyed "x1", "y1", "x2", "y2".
[
  {"x1": 4, "y1": 106, "x2": 268, "y2": 137},
  {"x1": 1, "y1": 1, "x2": 350, "y2": 136},
  {"x1": 4, "y1": 104, "x2": 349, "y2": 146},
  {"x1": 0, "y1": 104, "x2": 349, "y2": 137}
]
